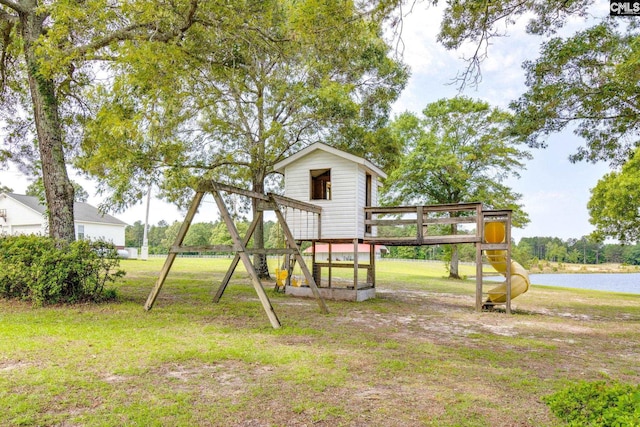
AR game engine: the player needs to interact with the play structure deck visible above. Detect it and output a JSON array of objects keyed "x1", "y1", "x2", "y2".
[{"x1": 145, "y1": 181, "x2": 529, "y2": 328}]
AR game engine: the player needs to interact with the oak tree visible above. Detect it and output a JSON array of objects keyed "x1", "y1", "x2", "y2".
[
  {"x1": 0, "y1": 0, "x2": 201, "y2": 242},
  {"x1": 383, "y1": 97, "x2": 530, "y2": 278},
  {"x1": 78, "y1": 0, "x2": 408, "y2": 277},
  {"x1": 588, "y1": 147, "x2": 640, "y2": 244}
]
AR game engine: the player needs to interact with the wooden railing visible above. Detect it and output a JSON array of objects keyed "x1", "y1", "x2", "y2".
[{"x1": 363, "y1": 202, "x2": 484, "y2": 246}]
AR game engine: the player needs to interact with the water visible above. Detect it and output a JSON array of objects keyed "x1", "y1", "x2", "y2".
[
  {"x1": 529, "y1": 273, "x2": 640, "y2": 294},
  {"x1": 487, "y1": 272, "x2": 640, "y2": 294}
]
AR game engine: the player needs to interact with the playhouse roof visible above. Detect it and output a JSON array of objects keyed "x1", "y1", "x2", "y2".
[{"x1": 273, "y1": 142, "x2": 387, "y2": 179}]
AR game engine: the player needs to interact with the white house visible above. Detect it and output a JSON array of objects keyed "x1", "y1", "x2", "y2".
[
  {"x1": 273, "y1": 142, "x2": 386, "y2": 240},
  {"x1": 0, "y1": 193, "x2": 127, "y2": 247}
]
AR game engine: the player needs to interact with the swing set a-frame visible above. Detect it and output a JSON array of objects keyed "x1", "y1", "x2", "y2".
[{"x1": 143, "y1": 180, "x2": 328, "y2": 329}]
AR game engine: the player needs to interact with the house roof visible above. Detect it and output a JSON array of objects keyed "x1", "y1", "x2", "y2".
[
  {"x1": 2, "y1": 193, "x2": 127, "y2": 226},
  {"x1": 303, "y1": 244, "x2": 388, "y2": 254},
  {"x1": 272, "y1": 142, "x2": 387, "y2": 179}
]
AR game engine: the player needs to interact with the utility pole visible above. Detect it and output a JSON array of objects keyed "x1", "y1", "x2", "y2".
[{"x1": 141, "y1": 186, "x2": 151, "y2": 260}]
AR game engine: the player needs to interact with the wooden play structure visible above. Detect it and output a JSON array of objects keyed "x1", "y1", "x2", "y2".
[
  {"x1": 144, "y1": 180, "x2": 328, "y2": 329},
  {"x1": 272, "y1": 142, "x2": 528, "y2": 310},
  {"x1": 145, "y1": 143, "x2": 528, "y2": 328}
]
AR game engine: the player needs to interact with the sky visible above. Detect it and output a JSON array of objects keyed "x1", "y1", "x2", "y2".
[
  {"x1": 0, "y1": 1, "x2": 615, "y2": 243},
  {"x1": 388, "y1": 1, "x2": 612, "y2": 242}
]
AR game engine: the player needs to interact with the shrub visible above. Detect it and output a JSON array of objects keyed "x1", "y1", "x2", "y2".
[
  {"x1": 544, "y1": 380, "x2": 640, "y2": 426},
  {"x1": 0, "y1": 235, "x2": 125, "y2": 305}
]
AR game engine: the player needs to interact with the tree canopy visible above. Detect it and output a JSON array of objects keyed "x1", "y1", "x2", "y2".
[
  {"x1": 74, "y1": 0, "x2": 407, "y2": 276},
  {"x1": 510, "y1": 19, "x2": 640, "y2": 167},
  {"x1": 0, "y1": 0, "x2": 203, "y2": 242},
  {"x1": 384, "y1": 97, "x2": 531, "y2": 225},
  {"x1": 77, "y1": 0, "x2": 407, "y2": 208},
  {"x1": 588, "y1": 147, "x2": 640, "y2": 244},
  {"x1": 383, "y1": 96, "x2": 531, "y2": 277}
]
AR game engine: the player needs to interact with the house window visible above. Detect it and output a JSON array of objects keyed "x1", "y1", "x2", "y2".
[
  {"x1": 77, "y1": 224, "x2": 85, "y2": 240},
  {"x1": 310, "y1": 169, "x2": 331, "y2": 200}
]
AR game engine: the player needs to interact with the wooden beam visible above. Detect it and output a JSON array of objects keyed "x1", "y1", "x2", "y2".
[
  {"x1": 145, "y1": 191, "x2": 204, "y2": 311},
  {"x1": 212, "y1": 187, "x2": 281, "y2": 329},
  {"x1": 365, "y1": 235, "x2": 481, "y2": 246},
  {"x1": 213, "y1": 213, "x2": 261, "y2": 304},
  {"x1": 199, "y1": 180, "x2": 270, "y2": 202},
  {"x1": 270, "y1": 193, "x2": 323, "y2": 214},
  {"x1": 353, "y1": 239, "x2": 358, "y2": 290}
]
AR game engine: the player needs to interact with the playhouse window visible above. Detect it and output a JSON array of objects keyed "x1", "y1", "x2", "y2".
[{"x1": 310, "y1": 169, "x2": 331, "y2": 200}]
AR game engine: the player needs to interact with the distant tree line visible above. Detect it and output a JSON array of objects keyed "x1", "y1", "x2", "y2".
[
  {"x1": 127, "y1": 220, "x2": 640, "y2": 268},
  {"x1": 512, "y1": 237, "x2": 640, "y2": 267},
  {"x1": 125, "y1": 220, "x2": 285, "y2": 255}
]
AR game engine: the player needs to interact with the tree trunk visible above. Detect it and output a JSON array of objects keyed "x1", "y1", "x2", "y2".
[
  {"x1": 252, "y1": 173, "x2": 270, "y2": 279},
  {"x1": 449, "y1": 244, "x2": 461, "y2": 279},
  {"x1": 20, "y1": 9, "x2": 76, "y2": 243},
  {"x1": 448, "y1": 223, "x2": 461, "y2": 279}
]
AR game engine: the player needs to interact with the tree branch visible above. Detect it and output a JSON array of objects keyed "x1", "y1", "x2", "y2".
[
  {"x1": 0, "y1": 0, "x2": 25, "y2": 14},
  {"x1": 0, "y1": 7, "x2": 18, "y2": 24},
  {"x1": 72, "y1": 0, "x2": 201, "y2": 58}
]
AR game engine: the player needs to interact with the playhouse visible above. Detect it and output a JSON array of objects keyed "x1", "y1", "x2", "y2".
[
  {"x1": 273, "y1": 142, "x2": 385, "y2": 240},
  {"x1": 273, "y1": 143, "x2": 387, "y2": 301},
  {"x1": 145, "y1": 144, "x2": 528, "y2": 328}
]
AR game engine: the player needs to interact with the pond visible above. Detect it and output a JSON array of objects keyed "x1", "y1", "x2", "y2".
[
  {"x1": 486, "y1": 272, "x2": 640, "y2": 295},
  {"x1": 529, "y1": 273, "x2": 640, "y2": 295}
]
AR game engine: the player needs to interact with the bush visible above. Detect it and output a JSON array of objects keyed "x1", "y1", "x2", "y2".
[
  {"x1": 544, "y1": 380, "x2": 640, "y2": 426},
  {"x1": 0, "y1": 235, "x2": 125, "y2": 305}
]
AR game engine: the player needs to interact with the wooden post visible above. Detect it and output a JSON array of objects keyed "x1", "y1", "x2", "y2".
[
  {"x1": 353, "y1": 238, "x2": 359, "y2": 289},
  {"x1": 145, "y1": 191, "x2": 204, "y2": 310},
  {"x1": 328, "y1": 242, "x2": 333, "y2": 288},
  {"x1": 505, "y1": 213, "x2": 512, "y2": 314},
  {"x1": 476, "y1": 210, "x2": 484, "y2": 312},
  {"x1": 213, "y1": 214, "x2": 261, "y2": 303},
  {"x1": 417, "y1": 206, "x2": 424, "y2": 245},
  {"x1": 211, "y1": 185, "x2": 281, "y2": 329},
  {"x1": 369, "y1": 243, "x2": 375, "y2": 287},
  {"x1": 476, "y1": 235, "x2": 484, "y2": 312}
]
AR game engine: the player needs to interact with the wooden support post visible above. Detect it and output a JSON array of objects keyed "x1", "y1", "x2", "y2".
[
  {"x1": 368, "y1": 243, "x2": 375, "y2": 287},
  {"x1": 328, "y1": 242, "x2": 332, "y2": 288},
  {"x1": 311, "y1": 241, "x2": 318, "y2": 285},
  {"x1": 145, "y1": 191, "x2": 204, "y2": 310},
  {"x1": 353, "y1": 239, "x2": 359, "y2": 289},
  {"x1": 270, "y1": 195, "x2": 329, "y2": 314},
  {"x1": 213, "y1": 214, "x2": 261, "y2": 303},
  {"x1": 417, "y1": 206, "x2": 424, "y2": 245},
  {"x1": 475, "y1": 240, "x2": 483, "y2": 312},
  {"x1": 505, "y1": 213, "x2": 512, "y2": 314},
  {"x1": 212, "y1": 186, "x2": 281, "y2": 329}
]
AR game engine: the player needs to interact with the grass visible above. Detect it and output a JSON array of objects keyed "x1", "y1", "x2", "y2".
[{"x1": 1, "y1": 257, "x2": 640, "y2": 426}]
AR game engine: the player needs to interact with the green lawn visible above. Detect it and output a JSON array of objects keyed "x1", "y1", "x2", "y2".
[{"x1": 1, "y1": 257, "x2": 639, "y2": 426}]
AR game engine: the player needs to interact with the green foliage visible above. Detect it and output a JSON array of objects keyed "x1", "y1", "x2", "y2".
[
  {"x1": 588, "y1": 147, "x2": 640, "y2": 244},
  {"x1": 77, "y1": 0, "x2": 407, "y2": 209},
  {"x1": 384, "y1": 96, "x2": 531, "y2": 227},
  {"x1": 436, "y1": 0, "x2": 594, "y2": 88},
  {"x1": 511, "y1": 20, "x2": 640, "y2": 166},
  {"x1": 544, "y1": 381, "x2": 640, "y2": 427},
  {"x1": 0, "y1": 235, "x2": 124, "y2": 305},
  {"x1": 26, "y1": 177, "x2": 89, "y2": 203}
]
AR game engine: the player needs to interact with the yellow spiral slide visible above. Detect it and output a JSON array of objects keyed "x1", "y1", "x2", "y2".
[{"x1": 483, "y1": 222, "x2": 530, "y2": 306}]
